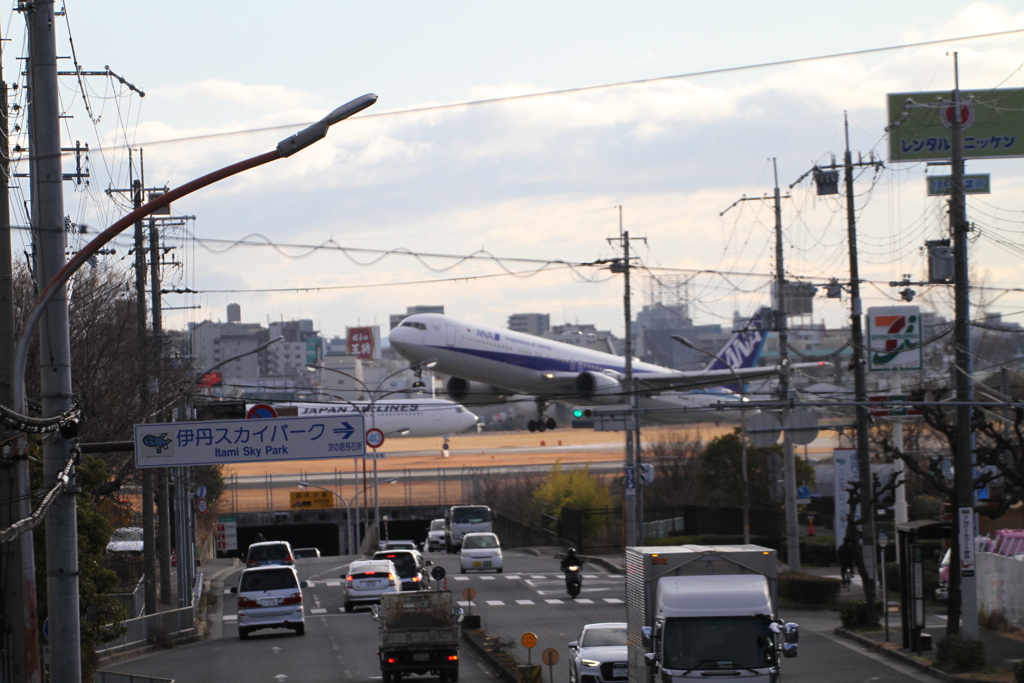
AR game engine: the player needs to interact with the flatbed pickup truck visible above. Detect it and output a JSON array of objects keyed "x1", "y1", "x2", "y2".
[{"x1": 373, "y1": 590, "x2": 464, "y2": 683}]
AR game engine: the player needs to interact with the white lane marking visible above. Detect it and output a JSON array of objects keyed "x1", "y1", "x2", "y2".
[
  {"x1": 486, "y1": 600, "x2": 505, "y2": 606},
  {"x1": 545, "y1": 599, "x2": 565, "y2": 604},
  {"x1": 575, "y1": 599, "x2": 594, "y2": 604},
  {"x1": 604, "y1": 598, "x2": 623, "y2": 604},
  {"x1": 325, "y1": 581, "x2": 341, "y2": 586},
  {"x1": 584, "y1": 575, "x2": 599, "y2": 579},
  {"x1": 457, "y1": 600, "x2": 476, "y2": 607},
  {"x1": 306, "y1": 581, "x2": 315, "y2": 587},
  {"x1": 454, "y1": 576, "x2": 470, "y2": 581},
  {"x1": 481, "y1": 576, "x2": 496, "y2": 581},
  {"x1": 530, "y1": 575, "x2": 546, "y2": 579},
  {"x1": 223, "y1": 615, "x2": 237, "y2": 622},
  {"x1": 505, "y1": 575, "x2": 521, "y2": 579},
  {"x1": 310, "y1": 608, "x2": 328, "y2": 614},
  {"x1": 516, "y1": 599, "x2": 535, "y2": 605}
]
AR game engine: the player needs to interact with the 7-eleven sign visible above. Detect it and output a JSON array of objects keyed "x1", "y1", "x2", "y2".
[{"x1": 867, "y1": 306, "x2": 923, "y2": 372}]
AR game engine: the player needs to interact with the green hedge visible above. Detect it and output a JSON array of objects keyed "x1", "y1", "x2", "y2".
[
  {"x1": 779, "y1": 572, "x2": 840, "y2": 605},
  {"x1": 1013, "y1": 658, "x2": 1024, "y2": 683},
  {"x1": 838, "y1": 599, "x2": 882, "y2": 629},
  {"x1": 934, "y1": 635, "x2": 985, "y2": 674}
]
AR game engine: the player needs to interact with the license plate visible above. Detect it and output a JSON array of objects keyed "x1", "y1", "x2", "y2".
[
  {"x1": 472, "y1": 561, "x2": 482, "y2": 567},
  {"x1": 612, "y1": 666, "x2": 628, "y2": 678},
  {"x1": 258, "y1": 598, "x2": 279, "y2": 606},
  {"x1": 413, "y1": 653, "x2": 429, "y2": 662},
  {"x1": 363, "y1": 580, "x2": 380, "y2": 587}
]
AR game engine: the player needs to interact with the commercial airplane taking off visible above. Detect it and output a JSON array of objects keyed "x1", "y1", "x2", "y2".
[
  {"x1": 389, "y1": 313, "x2": 821, "y2": 431},
  {"x1": 265, "y1": 398, "x2": 480, "y2": 439}
]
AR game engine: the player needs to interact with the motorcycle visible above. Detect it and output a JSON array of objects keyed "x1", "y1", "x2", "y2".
[{"x1": 565, "y1": 565, "x2": 582, "y2": 598}]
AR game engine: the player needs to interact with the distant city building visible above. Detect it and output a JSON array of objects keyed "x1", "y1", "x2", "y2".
[
  {"x1": 389, "y1": 305, "x2": 444, "y2": 330},
  {"x1": 544, "y1": 323, "x2": 620, "y2": 355},
  {"x1": 508, "y1": 313, "x2": 550, "y2": 336}
]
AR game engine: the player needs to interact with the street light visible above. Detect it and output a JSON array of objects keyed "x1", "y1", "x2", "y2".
[
  {"x1": 349, "y1": 479, "x2": 398, "y2": 554},
  {"x1": 673, "y1": 334, "x2": 752, "y2": 544},
  {"x1": 307, "y1": 359, "x2": 436, "y2": 547}
]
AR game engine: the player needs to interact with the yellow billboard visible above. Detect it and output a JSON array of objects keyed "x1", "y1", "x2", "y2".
[{"x1": 290, "y1": 489, "x2": 333, "y2": 509}]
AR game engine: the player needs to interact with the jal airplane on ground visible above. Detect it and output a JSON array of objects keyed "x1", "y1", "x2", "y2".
[
  {"x1": 389, "y1": 313, "x2": 822, "y2": 431},
  {"x1": 266, "y1": 398, "x2": 479, "y2": 439}
]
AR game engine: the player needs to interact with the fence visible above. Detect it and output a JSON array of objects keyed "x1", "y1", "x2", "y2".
[
  {"x1": 977, "y1": 551, "x2": 1024, "y2": 629},
  {"x1": 109, "y1": 575, "x2": 146, "y2": 619},
  {"x1": 96, "y1": 606, "x2": 195, "y2": 656},
  {"x1": 560, "y1": 505, "x2": 783, "y2": 553}
]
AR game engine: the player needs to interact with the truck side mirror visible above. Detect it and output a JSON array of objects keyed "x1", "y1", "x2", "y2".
[
  {"x1": 641, "y1": 626, "x2": 653, "y2": 646},
  {"x1": 782, "y1": 643, "x2": 798, "y2": 659},
  {"x1": 784, "y1": 623, "x2": 799, "y2": 643},
  {"x1": 644, "y1": 652, "x2": 657, "y2": 664}
]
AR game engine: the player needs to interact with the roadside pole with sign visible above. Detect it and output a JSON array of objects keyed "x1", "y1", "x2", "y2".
[{"x1": 879, "y1": 530, "x2": 890, "y2": 641}]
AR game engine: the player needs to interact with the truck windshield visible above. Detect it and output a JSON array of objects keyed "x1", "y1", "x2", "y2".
[
  {"x1": 451, "y1": 507, "x2": 489, "y2": 524},
  {"x1": 662, "y1": 617, "x2": 775, "y2": 671}
]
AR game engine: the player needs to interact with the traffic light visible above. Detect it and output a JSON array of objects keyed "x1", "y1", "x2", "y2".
[{"x1": 572, "y1": 407, "x2": 594, "y2": 419}]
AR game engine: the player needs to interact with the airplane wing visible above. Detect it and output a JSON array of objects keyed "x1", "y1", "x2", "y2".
[{"x1": 636, "y1": 362, "x2": 826, "y2": 393}]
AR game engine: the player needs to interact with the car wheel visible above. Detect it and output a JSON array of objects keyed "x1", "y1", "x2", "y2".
[
  {"x1": 344, "y1": 602, "x2": 353, "y2": 613},
  {"x1": 295, "y1": 623, "x2": 305, "y2": 636},
  {"x1": 461, "y1": 566, "x2": 466, "y2": 574},
  {"x1": 238, "y1": 627, "x2": 249, "y2": 640},
  {"x1": 382, "y1": 672, "x2": 392, "y2": 683},
  {"x1": 439, "y1": 671, "x2": 449, "y2": 683},
  {"x1": 450, "y1": 667, "x2": 459, "y2": 682},
  {"x1": 496, "y1": 567, "x2": 503, "y2": 573}
]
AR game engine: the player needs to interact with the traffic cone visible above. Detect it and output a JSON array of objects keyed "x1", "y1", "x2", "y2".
[{"x1": 807, "y1": 516, "x2": 816, "y2": 536}]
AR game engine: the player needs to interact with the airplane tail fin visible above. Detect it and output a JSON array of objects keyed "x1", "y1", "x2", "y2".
[{"x1": 704, "y1": 314, "x2": 767, "y2": 392}]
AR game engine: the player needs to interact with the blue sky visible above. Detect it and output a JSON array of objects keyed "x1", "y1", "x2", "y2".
[{"x1": 8, "y1": 1, "x2": 1024, "y2": 338}]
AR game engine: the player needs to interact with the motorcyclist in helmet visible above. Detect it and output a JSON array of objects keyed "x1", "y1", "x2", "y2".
[{"x1": 560, "y1": 547, "x2": 584, "y2": 572}]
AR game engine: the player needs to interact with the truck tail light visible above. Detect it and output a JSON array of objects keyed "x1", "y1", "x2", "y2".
[
  {"x1": 447, "y1": 655, "x2": 459, "y2": 661},
  {"x1": 387, "y1": 658, "x2": 397, "y2": 664}
]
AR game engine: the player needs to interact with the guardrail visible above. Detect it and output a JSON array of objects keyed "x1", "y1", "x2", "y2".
[
  {"x1": 95, "y1": 672, "x2": 174, "y2": 683},
  {"x1": 96, "y1": 606, "x2": 195, "y2": 656}
]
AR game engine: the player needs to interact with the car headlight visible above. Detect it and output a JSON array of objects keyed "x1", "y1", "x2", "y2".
[{"x1": 581, "y1": 659, "x2": 600, "y2": 668}]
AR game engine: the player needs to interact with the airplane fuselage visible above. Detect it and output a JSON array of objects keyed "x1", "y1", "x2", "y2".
[{"x1": 269, "y1": 398, "x2": 479, "y2": 438}]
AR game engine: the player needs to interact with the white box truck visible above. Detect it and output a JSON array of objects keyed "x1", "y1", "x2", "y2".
[
  {"x1": 444, "y1": 505, "x2": 493, "y2": 553},
  {"x1": 625, "y1": 545, "x2": 798, "y2": 682}
]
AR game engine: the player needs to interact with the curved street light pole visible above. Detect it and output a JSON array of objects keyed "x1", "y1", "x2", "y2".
[{"x1": 307, "y1": 360, "x2": 435, "y2": 549}]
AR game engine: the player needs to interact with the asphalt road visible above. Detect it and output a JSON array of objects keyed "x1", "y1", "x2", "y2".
[{"x1": 107, "y1": 550, "x2": 944, "y2": 683}]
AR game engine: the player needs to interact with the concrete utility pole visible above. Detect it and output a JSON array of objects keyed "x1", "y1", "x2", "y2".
[
  {"x1": 608, "y1": 207, "x2": 644, "y2": 546},
  {"x1": 1, "y1": 30, "x2": 43, "y2": 680},
  {"x1": 28, "y1": 0, "x2": 82, "y2": 680},
  {"x1": 149, "y1": 214, "x2": 173, "y2": 604},
  {"x1": 949, "y1": 53, "x2": 979, "y2": 640},
  {"x1": 770, "y1": 159, "x2": 801, "y2": 572}
]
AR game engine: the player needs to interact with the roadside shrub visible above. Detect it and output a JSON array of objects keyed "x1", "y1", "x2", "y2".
[
  {"x1": 837, "y1": 599, "x2": 882, "y2": 630},
  {"x1": 933, "y1": 634, "x2": 985, "y2": 674},
  {"x1": 799, "y1": 536, "x2": 838, "y2": 567},
  {"x1": 1012, "y1": 658, "x2": 1024, "y2": 683},
  {"x1": 779, "y1": 572, "x2": 840, "y2": 605}
]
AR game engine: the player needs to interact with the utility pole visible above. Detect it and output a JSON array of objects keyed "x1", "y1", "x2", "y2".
[
  {"x1": 1, "y1": 29, "x2": 43, "y2": 680},
  {"x1": 608, "y1": 207, "x2": 644, "y2": 546},
  {"x1": 949, "y1": 53, "x2": 978, "y2": 640},
  {"x1": 791, "y1": 117, "x2": 885, "y2": 613},
  {"x1": 28, "y1": 0, "x2": 81, "y2": 680},
  {"x1": 770, "y1": 159, "x2": 801, "y2": 572},
  {"x1": 149, "y1": 214, "x2": 172, "y2": 604}
]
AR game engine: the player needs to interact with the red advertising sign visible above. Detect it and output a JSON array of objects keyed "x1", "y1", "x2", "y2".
[{"x1": 347, "y1": 326, "x2": 375, "y2": 359}]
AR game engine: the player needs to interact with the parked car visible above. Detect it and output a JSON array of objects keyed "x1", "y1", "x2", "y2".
[
  {"x1": 371, "y1": 549, "x2": 431, "y2": 591},
  {"x1": 568, "y1": 622, "x2": 628, "y2": 683},
  {"x1": 293, "y1": 547, "x2": 321, "y2": 559},
  {"x1": 426, "y1": 519, "x2": 446, "y2": 552},
  {"x1": 231, "y1": 565, "x2": 307, "y2": 639},
  {"x1": 106, "y1": 527, "x2": 144, "y2": 555},
  {"x1": 459, "y1": 532, "x2": 503, "y2": 573},
  {"x1": 344, "y1": 558, "x2": 399, "y2": 612},
  {"x1": 246, "y1": 541, "x2": 295, "y2": 568}
]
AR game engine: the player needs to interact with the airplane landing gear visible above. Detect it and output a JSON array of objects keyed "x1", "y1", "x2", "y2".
[{"x1": 527, "y1": 400, "x2": 557, "y2": 432}]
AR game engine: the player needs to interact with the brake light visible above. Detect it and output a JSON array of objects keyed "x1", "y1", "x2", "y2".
[
  {"x1": 285, "y1": 554, "x2": 294, "y2": 564},
  {"x1": 387, "y1": 658, "x2": 397, "y2": 664},
  {"x1": 364, "y1": 571, "x2": 376, "y2": 575},
  {"x1": 237, "y1": 597, "x2": 258, "y2": 608},
  {"x1": 412, "y1": 575, "x2": 420, "y2": 582},
  {"x1": 346, "y1": 575, "x2": 354, "y2": 587},
  {"x1": 447, "y1": 655, "x2": 459, "y2": 661},
  {"x1": 388, "y1": 573, "x2": 396, "y2": 586},
  {"x1": 281, "y1": 592, "x2": 302, "y2": 605}
]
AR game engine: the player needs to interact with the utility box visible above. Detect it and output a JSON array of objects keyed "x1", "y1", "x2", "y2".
[{"x1": 926, "y1": 240, "x2": 955, "y2": 283}]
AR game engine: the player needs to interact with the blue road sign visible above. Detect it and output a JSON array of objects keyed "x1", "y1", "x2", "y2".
[{"x1": 134, "y1": 414, "x2": 366, "y2": 468}]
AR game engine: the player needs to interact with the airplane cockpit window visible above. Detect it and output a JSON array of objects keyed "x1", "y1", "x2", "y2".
[{"x1": 401, "y1": 321, "x2": 427, "y2": 330}]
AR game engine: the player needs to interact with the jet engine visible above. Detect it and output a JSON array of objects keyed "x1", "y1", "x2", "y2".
[
  {"x1": 573, "y1": 371, "x2": 625, "y2": 404},
  {"x1": 445, "y1": 377, "x2": 509, "y2": 405}
]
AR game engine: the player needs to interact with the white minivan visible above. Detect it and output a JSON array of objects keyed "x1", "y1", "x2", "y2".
[{"x1": 232, "y1": 565, "x2": 307, "y2": 639}]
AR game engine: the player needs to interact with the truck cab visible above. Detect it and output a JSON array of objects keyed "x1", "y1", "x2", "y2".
[
  {"x1": 626, "y1": 545, "x2": 798, "y2": 682},
  {"x1": 444, "y1": 505, "x2": 493, "y2": 553}
]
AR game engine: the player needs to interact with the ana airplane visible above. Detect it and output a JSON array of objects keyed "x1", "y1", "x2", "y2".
[
  {"x1": 265, "y1": 398, "x2": 480, "y2": 439},
  {"x1": 389, "y1": 313, "x2": 819, "y2": 431}
]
